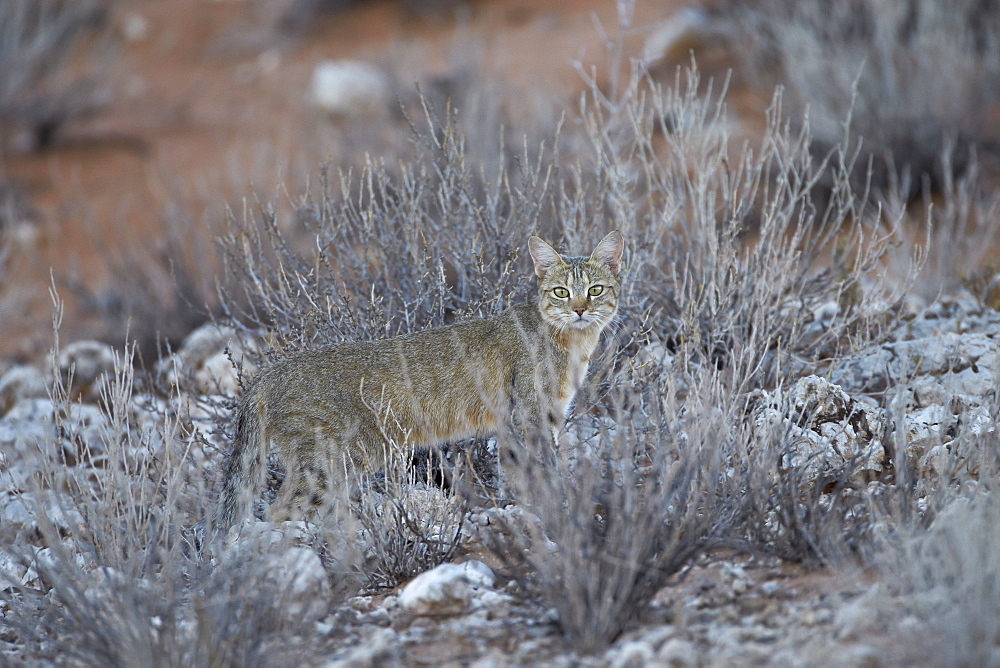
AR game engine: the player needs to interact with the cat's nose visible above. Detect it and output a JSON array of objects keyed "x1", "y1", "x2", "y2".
[{"x1": 574, "y1": 307, "x2": 586, "y2": 316}]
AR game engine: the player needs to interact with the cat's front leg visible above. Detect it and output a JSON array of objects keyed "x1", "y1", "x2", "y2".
[{"x1": 493, "y1": 387, "x2": 558, "y2": 502}]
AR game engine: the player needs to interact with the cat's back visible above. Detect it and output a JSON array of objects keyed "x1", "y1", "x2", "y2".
[{"x1": 254, "y1": 304, "x2": 546, "y2": 395}]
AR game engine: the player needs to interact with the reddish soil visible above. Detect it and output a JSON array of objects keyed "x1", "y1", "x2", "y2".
[{"x1": 1, "y1": 0, "x2": 678, "y2": 364}]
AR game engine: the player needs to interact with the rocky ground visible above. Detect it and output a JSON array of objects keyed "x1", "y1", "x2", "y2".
[{"x1": 1, "y1": 290, "x2": 997, "y2": 666}]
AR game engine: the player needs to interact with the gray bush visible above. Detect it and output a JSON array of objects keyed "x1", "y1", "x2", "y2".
[
  {"x1": 707, "y1": 0, "x2": 1000, "y2": 195},
  {"x1": 0, "y1": 0, "x2": 117, "y2": 151}
]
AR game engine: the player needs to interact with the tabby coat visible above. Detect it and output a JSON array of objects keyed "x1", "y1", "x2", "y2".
[{"x1": 214, "y1": 231, "x2": 624, "y2": 534}]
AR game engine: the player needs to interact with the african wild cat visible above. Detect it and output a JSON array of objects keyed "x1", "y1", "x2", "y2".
[{"x1": 214, "y1": 231, "x2": 624, "y2": 534}]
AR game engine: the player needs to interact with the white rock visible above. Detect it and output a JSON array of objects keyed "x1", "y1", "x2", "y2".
[
  {"x1": 948, "y1": 364, "x2": 998, "y2": 398},
  {"x1": 322, "y1": 627, "x2": 399, "y2": 667},
  {"x1": 347, "y1": 595, "x2": 376, "y2": 613},
  {"x1": 655, "y1": 638, "x2": 700, "y2": 666},
  {"x1": 0, "y1": 365, "x2": 47, "y2": 417},
  {"x1": 787, "y1": 375, "x2": 851, "y2": 423},
  {"x1": 398, "y1": 561, "x2": 493, "y2": 616},
  {"x1": 634, "y1": 341, "x2": 675, "y2": 370},
  {"x1": 55, "y1": 341, "x2": 117, "y2": 400},
  {"x1": 720, "y1": 563, "x2": 753, "y2": 595},
  {"x1": 265, "y1": 546, "x2": 331, "y2": 621},
  {"x1": 121, "y1": 12, "x2": 149, "y2": 42},
  {"x1": 903, "y1": 404, "x2": 952, "y2": 466},
  {"x1": 475, "y1": 589, "x2": 510, "y2": 610},
  {"x1": 609, "y1": 640, "x2": 655, "y2": 667},
  {"x1": 156, "y1": 322, "x2": 257, "y2": 394},
  {"x1": 372, "y1": 483, "x2": 465, "y2": 546},
  {"x1": 461, "y1": 559, "x2": 496, "y2": 589},
  {"x1": 919, "y1": 443, "x2": 950, "y2": 478},
  {"x1": 309, "y1": 60, "x2": 390, "y2": 118},
  {"x1": 218, "y1": 517, "x2": 311, "y2": 551},
  {"x1": 0, "y1": 397, "x2": 111, "y2": 464},
  {"x1": 34, "y1": 541, "x2": 87, "y2": 576},
  {"x1": 908, "y1": 377, "x2": 951, "y2": 409},
  {"x1": 834, "y1": 598, "x2": 878, "y2": 640},
  {"x1": 832, "y1": 331, "x2": 1000, "y2": 395},
  {"x1": 752, "y1": 376, "x2": 887, "y2": 485},
  {"x1": 158, "y1": 323, "x2": 256, "y2": 393},
  {"x1": 812, "y1": 300, "x2": 840, "y2": 328},
  {"x1": 0, "y1": 494, "x2": 35, "y2": 529},
  {"x1": 838, "y1": 644, "x2": 882, "y2": 667},
  {"x1": 58, "y1": 402, "x2": 112, "y2": 461},
  {"x1": 0, "y1": 493, "x2": 86, "y2": 535},
  {"x1": 84, "y1": 566, "x2": 155, "y2": 607},
  {"x1": 0, "y1": 546, "x2": 39, "y2": 589},
  {"x1": 963, "y1": 405, "x2": 997, "y2": 438},
  {"x1": 217, "y1": 537, "x2": 331, "y2": 622},
  {"x1": 177, "y1": 323, "x2": 242, "y2": 369},
  {"x1": 0, "y1": 398, "x2": 55, "y2": 458},
  {"x1": 559, "y1": 416, "x2": 619, "y2": 470},
  {"x1": 195, "y1": 351, "x2": 242, "y2": 395}
]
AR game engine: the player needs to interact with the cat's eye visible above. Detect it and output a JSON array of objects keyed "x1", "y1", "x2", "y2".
[
  {"x1": 588, "y1": 285, "x2": 604, "y2": 297},
  {"x1": 552, "y1": 287, "x2": 570, "y2": 299}
]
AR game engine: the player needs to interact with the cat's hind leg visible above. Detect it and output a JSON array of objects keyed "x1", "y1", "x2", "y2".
[{"x1": 267, "y1": 441, "x2": 341, "y2": 523}]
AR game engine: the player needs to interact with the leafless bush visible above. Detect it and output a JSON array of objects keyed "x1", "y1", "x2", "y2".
[
  {"x1": 0, "y1": 0, "x2": 118, "y2": 151},
  {"x1": 487, "y1": 364, "x2": 735, "y2": 653},
  {"x1": 738, "y1": 417, "x2": 876, "y2": 567},
  {"x1": 218, "y1": 94, "x2": 564, "y2": 356},
  {"x1": 580, "y1": 65, "x2": 908, "y2": 391},
  {"x1": 879, "y1": 146, "x2": 1000, "y2": 300},
  {"x1": 353, "y1": 443, "x2": 468, "y2": 591},
  {"x1": 65, "y1": 186, "x2": 233, "y2": 367},
  {"x1": 706, "y1": 0, "x2": 1000, "y2": 196},
  {"x1": 3, "y1": 301, "x2": 358, "y2": 665},
  {"x1": 870, "y1": 486, "x2": 1000, "y2": 666}
]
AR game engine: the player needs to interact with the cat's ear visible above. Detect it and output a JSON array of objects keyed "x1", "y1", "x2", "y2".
[
  {"x1": 591, "y1": 230, "x2": 624, "y2": 275},
  {"x1": 528, "y1": 235, "x2": 563, "y2": 279}
]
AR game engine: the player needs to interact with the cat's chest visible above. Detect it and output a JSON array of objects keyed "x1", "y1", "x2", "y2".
[
  {"x1": 565, "y1": 349, "x2": 591, "y2": 390},
  {"x1": 557, "y1": 342, "x2": 595, "y2": 404}
]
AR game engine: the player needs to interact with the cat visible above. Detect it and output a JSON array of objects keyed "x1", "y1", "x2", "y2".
[{"x1": 213, "y1": 231, "x2": 624, "y2": 535}]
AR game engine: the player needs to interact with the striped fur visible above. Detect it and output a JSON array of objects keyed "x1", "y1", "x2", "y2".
[{"x1": 213, "y1": 231, "x2": 624, "y2": 536}]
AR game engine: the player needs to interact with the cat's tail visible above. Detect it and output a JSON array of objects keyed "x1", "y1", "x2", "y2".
[{"x1": 212, "y1": 386, "x2": 267, "y2": 540}]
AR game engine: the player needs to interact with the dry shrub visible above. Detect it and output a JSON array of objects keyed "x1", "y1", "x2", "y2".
[
  {"x1": 707, "y1": 0, "x2": 1000, "y2": 195},
  {"x1": 3, "y1": 301, "x2": 358, "y2": 665},
  {"x1": 871, "y1": 485, "x2": 1000, "y2": 666},
  {"x1": 353, "y1": 443, "x2": 468, "y2": 592},
  {"x1": 0, "y1": 0, "x2": 118, "y2": 151}
]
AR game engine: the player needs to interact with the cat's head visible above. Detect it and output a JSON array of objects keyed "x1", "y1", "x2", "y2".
[{"x1": 528, "y1": 231, "x2": 624, "y2": 332}]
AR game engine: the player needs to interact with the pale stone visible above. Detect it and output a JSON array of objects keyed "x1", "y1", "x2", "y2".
[
  {"x1": 398, "y1": 561, "x2": 495, "y2": 616},
  {"x1": 158, "y1": 323, "x2": 256, "y2": 393},
  {"x1": 55, "y1": 340, "x2": 117, "y2": 399},
  {"x1": 0, "y1": 365, "x2": 47, "y2": 417},
  {"x1": 656, "y1": 638, "x2": 700, "y2": 666},
  {"x1": 309, "y1": 60, "x2": 390, "y2": 119},
  {"x1": 752, "y1": 376, "x2": 887, "y2": 485}
]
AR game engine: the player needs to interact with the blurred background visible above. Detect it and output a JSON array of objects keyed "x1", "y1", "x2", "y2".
[
  {"x1": 0, "y1": 0, "x2": 668, "y2": 364},
  {"x1": 2, "y1": 0, "x2": 998, "y2": 365}
]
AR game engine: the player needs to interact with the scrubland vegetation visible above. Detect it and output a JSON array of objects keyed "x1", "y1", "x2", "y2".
[
  {"x1": 2, "y1": 1, "x2": 1000, "y2": 665},
  {"x1": 0, "y1": 0, "x2": 117, "y2": 152}
]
